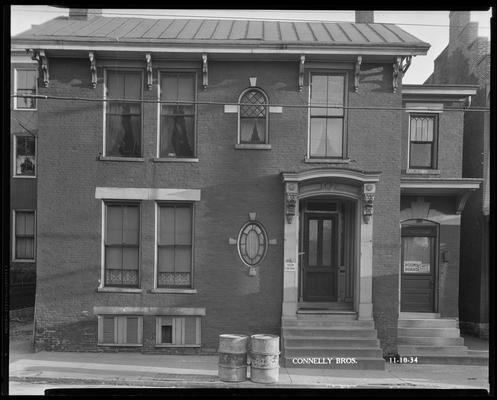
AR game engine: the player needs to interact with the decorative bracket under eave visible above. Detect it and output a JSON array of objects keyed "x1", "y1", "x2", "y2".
[
  {"x1": 456, "y1": 191, "x2": 474, "y2": 214},
  {"x1": 202, "y1": 53, "x2": 208, "y2": 90},
  {"x1": 355, "y1": 56, "x2": 362, "y2": 93},
  {"x1": 298, "y1": 55, "x2": 305, "y2": 92},
  {"x1": 393, "y1": 56, "x2": 412, "y2": 93},
  {"x1": 89, "y1": 52, "x2": 97, "y2": 89},
  {"x1": 146, "y1": 53, "x2": 152, "y2": 90},
  {"x1": 362, "y1": 183, "x2": 376, "y2": 223},
  {"x1": 29, "y1": 49, "x2": 49, "y2": 87},
  {"x1": 285, "y1": 182, "x2": 299, "y2": 223}
]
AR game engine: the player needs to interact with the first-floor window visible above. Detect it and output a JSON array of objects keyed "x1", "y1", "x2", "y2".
[
  {"x1": 98, "y1": 315, "x2": 143, "y2": 345},
  {"x1": 104, "y1": 203, "x2": 140, "y2": 287},
  {"x1": 155, "y1": 316, "x2": 201, "y2": 346},
  {"x1": 14, "y1": 135, "x2": 36, "y2": 176},
  {"x1": 157, "y1": 203, "x2": 193, "y2": 288},
  {"x1": 14, "y1": 211, "x2": 35, "y2": 260}
]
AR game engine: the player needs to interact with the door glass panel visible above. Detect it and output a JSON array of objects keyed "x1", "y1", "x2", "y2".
[
  {"x1": 403, "y1": 236, "x2": 432, "y2": 273},
  {"x1": 308, "y1": 219, "x2": 318, "y2": 265},
  {"x1": 322, "y1": 219, "x2": 332, "y2": 265}
]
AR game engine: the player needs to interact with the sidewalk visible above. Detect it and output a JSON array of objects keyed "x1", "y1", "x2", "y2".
[{"x1": 9, "y1": 343, "x2": 489, "y2": 392}]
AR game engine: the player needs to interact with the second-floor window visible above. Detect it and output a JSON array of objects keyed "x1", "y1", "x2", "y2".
[
  {"x1": 409, "y1": 114, "x2": 438, "y2": 169},
  {"x1": 238, "y1": 88, "x2": 268, "y2": 144},
  {"x1": 159, "y1": 72, "x2": 196, "y2": 158},
  {"x1": 105, "y1": 70, "x2": 142, "y2": 158},
  {"x1": 309, "y1": 73, "x2": 346, "y2": 158},
  {"x1": 15, "y1": 69, "x2": 37, "y2": 110},
  {"x1": 14, "y1": 135, "x2": 36, "y2": 177}
]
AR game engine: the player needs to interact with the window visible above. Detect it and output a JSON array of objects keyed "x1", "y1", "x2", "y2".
[
  {"x1": 159, "y1": 72, "x2": 196, "y2": 158},
  {"x1": 309, "y1": 73, "x2": 346, "y2": 158},
  {"x1": 98, "y1": 315, "x2": 143, "y2": 345},
  {"x1": 14, "y1": 135, "x2": 36, "y2": 177},
  {"x1": 157, "y1": 203, "x2": 193, "y2": 288},
  {"x1": 238, "y1": 88, "x2": 268, "y2": 144},
  {"x1": 13, "y1": 211, "x2": 35, "y2": 261},
  {"x1": 15, "y1": 69, "x2": 37, "y2": 110},
  {"x1": 105, "y1": 70, "x2": 142, "y2": 157},
  {"x1": 409, "y1": 114, "x2": 438, "y2": 169},
  {"x1": 104, "y1": 203, "x2": 140, "y2": 287},
  {"x1": 155, "y1": 316, "x2": 201, "y2": 347},
  {"x1": 237, "y1": 221, "x2": 268, "y2": 266}
]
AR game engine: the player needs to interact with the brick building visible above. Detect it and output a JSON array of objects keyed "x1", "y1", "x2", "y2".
[
  {"x1": 425, "y1": 11, "x2": 490, "y2": 339},
  {"x1": 11, "y1": 9, "x2": 483, "y2": 368}
]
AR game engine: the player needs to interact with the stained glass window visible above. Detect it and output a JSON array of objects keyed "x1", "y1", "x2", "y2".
[
  {"x1": 238, "y1": 222, "x2": 268, "y2": 266},
  {"x1": 239, "y1": 89, "x2": 268, "y2": 144}
]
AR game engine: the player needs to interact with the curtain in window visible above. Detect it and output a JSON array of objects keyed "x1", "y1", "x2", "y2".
[
  {"x1": 239, "y1": 89, "x2": 267, "y2": 143},
  {"x1": 16, "y1": 70, "x2": 36, "y2": 109},
  {"x1": 15, "y1": 211, "x2": 35, "y2": 259},
  {"x1": 160, "y1": 73, "x2": 195, "y2": 157},
  {"x1": 157, "y1": 204, "x2": 192, "y2": 287}
]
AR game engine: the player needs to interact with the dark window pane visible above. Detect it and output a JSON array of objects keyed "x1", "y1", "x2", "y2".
[
  {"x1": 410, "y1": 143, "x2": 433, "y2": 168},
  {"x1": 16, "y1": 136, "x2": 36, "y2": 176},
  {"x1": 308, "y1": 219, "x2": 318, "y2": 266},
  {"x1": 161, "y1": 325, "x2": 173, "y2": 344},
  {"x1": 322, "y1": 219, "x2": 332, "y2": 265}
]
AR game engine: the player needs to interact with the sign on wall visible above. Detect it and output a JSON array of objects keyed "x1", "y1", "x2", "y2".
[{"x1": 404, "y1": 261, "x2": 430, "y2": 273}]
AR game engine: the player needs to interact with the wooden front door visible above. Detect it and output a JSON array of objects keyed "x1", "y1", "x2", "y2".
[
  {"x1": 302, "y1": 213, "x2": 338, "y2": 302},
  {"x1": 401, "y1": 224, "x2": 437, "y2": 312}
]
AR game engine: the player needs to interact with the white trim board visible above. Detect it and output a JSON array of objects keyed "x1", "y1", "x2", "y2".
[{"x1": 95, "y1": 187, "x2": 201, "y2": 201}]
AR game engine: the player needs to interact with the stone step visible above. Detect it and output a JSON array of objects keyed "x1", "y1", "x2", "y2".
[
  {"x1": 467, "y1": 349, "x2": 489, "y2": 357},
  {"x1": 397, "y1": 336, "x2": 464, "y2": 346},
  {"x1": 284, "y1": 347, "x2": 383, "y2": 358},
  {"x1": 283, "y1": 319, "x2": 374, "y2": 328},
  {"x1": 397, "y1": 319, "x2": 458, "y2": 328},
  {"x1": 283, "y1": 327, "x2": 378, "y2": 338},
  {"x1": 399, "y1": 312, "x2": 441, "y2": 319},
  {"x1": 410, "y1": 355, "x2": 488, "y2": 365},
  {"x1": 284, "y1": 337, "x2": 380, "y2": 348},
  {"x1": 282, "y1": 357, "x2": 385, "y2": 370},
  {"x1": 398, "y1": 345, "x2": 468, "y2": 356},
  {"x1": 297, "y1": 311, "x2": 357, "y2": 321},
  {"x1": 397, "y1": 327, "x2": 461, "y2": 337}
]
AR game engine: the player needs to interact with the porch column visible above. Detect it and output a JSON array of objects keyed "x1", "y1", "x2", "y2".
[
  {"x1": 358, "y1": 183, "x2": 375, "y2": 320},
  {"x1": 282, "y1": 182, "x2": 299, "y2": 317}
]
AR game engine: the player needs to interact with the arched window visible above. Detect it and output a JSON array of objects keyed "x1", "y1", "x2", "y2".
[{"x1": 238, "y1": 88, "x2": 268, "y2": 144}]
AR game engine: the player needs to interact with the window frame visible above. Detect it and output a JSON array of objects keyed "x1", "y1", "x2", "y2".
[
  {"x1": 97, "y1": 315, "x2": 143, "y2": 346},
  {"x1": 157, "y1": 69, "x2": 198, "y2": 159},
  {"x1": 14, "y1": 68, "x2": 37, "y2": 111},
  {"x1": 307, "y1": 71, "x2": 348, "y2": 160},
  {"x1": 12, "y1": 133, "x2": 36, "y2": 178},
  {"x1": 101, "y1": 201, "x2": 142, "y2": 289},
  {"x1": 102, "y1": 68, "x2": 144, "y2": 159},
  {"x1": 155, "y1": 315, "x2": 201, "y2": 347},
  {"x1": 12, "y1": 209, "x2": 36, "y2": 262},
  {"x1": 154, "y1": 201, "x2": 195, "y2": 290},
  {"x1": 237, "y1": 87, "x2": 270, "y2": 146},
  {"x1": 407, "y1": 113, "x2": 439, "y2": 170}
]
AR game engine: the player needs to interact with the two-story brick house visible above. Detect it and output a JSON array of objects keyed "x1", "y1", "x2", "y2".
[{"x1": 11, "y1": 9, "x2": 483, "y2": 368}]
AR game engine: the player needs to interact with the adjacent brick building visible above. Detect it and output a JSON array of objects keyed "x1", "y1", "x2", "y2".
[{"x1": 11, "y1": 9, "x2": 483, "y2": 367}]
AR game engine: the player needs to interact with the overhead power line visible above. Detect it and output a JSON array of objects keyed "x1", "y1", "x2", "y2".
[{"x1": 10, "y1": 94, "x2": 490, "y2": 112}]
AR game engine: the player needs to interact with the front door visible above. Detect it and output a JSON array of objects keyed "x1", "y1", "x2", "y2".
[
  {"x1": 302, "y1": 213, "x2": 338, "y2": 302},
  {"x1": 400, "y1": 224, "x2": 437, "y2": 312}
]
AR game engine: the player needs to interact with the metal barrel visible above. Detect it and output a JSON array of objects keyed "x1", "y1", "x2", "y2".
[
  {"x1": 249, "y1": 334, "x2": 280, "y2": 383},
  {"x1": 218, "y1": 334, "x2": 248, "y2": 382}
]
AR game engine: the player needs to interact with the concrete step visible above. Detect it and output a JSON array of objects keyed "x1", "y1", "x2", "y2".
[
  {"x1": 282, "y1": 357, "x2": 385, "y2": 370},
  {"x1": 397, "y1": 336, "x2": 464, "y2": 346},
  {"x1": 297, "y1": 311, "x2": 357, "y2": 321},
  {"x1": 284, "y1": 347, "x2": 383, "y2": 358},
  {"x1": 411, "y1": 355, "x2": 488, "y2": 365},
  {"x1": 397, "y1": 327, "x2": 461, "y2": 337},
  {"x1": 283, "y1": 327, "x2": 378, "y2": 338},
  {"x1": 398, "y1": 345, "x2": 468, "y2": 356},
  {"x1": 399, "y1": 312, "x2": 440, "y2": 319},
  {"x1": 284, "y1": 337, "x2": 380, "y2": 348},
  {"x1": 283, "y1": 319, "x2": 374, "y2": 328},
  {"x1": 467, "y1": 349, "x2": 489, "y2": 357},
  {"x1": 397, "y1": 319, "x2": 458, "y2": 328}
]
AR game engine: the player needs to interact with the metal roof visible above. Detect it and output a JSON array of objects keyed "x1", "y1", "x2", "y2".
[{"x1": 13, "y1": 16, "x2": 429, "y2": 54}]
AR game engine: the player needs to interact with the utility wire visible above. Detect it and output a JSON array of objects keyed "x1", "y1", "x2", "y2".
[
  {"x1": 12, "y1": 116, "x2": 37, "y2": 136},
  {"x1": 10, "y1": 94, "x2": 490, "y2": 112}
]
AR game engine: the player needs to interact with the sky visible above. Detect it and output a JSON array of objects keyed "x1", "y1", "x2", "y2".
[{"x1": 10, "y1": 7, "x2": 492, "y2": 84}]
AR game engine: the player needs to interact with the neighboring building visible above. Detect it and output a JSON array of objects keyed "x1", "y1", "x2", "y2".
[
  {"x1": 11, "y1": 9, "x2": 484, "y2": 368},
  {"x1": 10, "y1": 49, "x2": 38, "y2": 310},
  {"x1": 425, "y1": 11, "x2": 490, "y2": 339}
]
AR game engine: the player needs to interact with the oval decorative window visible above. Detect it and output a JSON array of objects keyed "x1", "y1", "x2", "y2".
[{"x1": 237, "y1": 221, "x2": 268, "y2": 266}]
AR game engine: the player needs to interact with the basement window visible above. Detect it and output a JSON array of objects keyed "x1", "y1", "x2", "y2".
[{"x1": 155, "y1": 316, "x2": 201, "y2": 347}]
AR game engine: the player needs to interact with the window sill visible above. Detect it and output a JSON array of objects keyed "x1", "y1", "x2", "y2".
[
  {"x1": 12, "y1": 259, "x2": 35, "y2": 263},
  {"x1": 305, "y1": 158, "x2": 351, "y2": 164},
  {"x1": 149, "y1": 288, "x2": 197, "y2": 294},
  {"x1": 405, "y1": 169, "x2": 441, "y2": 175},
  {"x1": 151, "y1": 157, "x2": 199, "y2": 163},
  {"x1": 98, "y1": 343, "x2": 143, "y2": 347},
  {"x1": 235, "y1": 144, "x2": 271, "y2": 150},
  {"x1": 96, "y1": 287, "x2": 143, "y2": 293},
  {"x1": 13, "y1": 108, "x2": 37, "y2": 112},
  {"x1": 13, "y1": 175, "x2": 36, "y2": 179},
  {"x1": 154, "y1": 344, "x2": 200, "y2": 348},
  {"x1": 98, "y1": 156, "x2": 144, "y2": 162}
]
